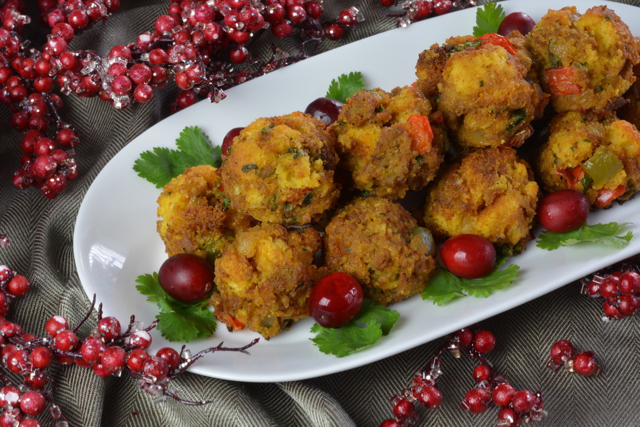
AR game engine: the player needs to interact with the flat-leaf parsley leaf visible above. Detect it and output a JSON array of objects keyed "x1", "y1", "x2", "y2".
[
  {"x1": 473, "y1": 2, "x2": 505, "y2": 37},
  {"x1": 133, "y1": 126, "x2": 222, "y2": 188},
  {"x1": 326, "y1": 72, "x2": 366, "y2": 103},
  {"x1": 537, "y1": 222, "x2": 633, "y2": 251},
  {"x1": 310, "y1": 300, "x2": 399, "y2": 357},
  {"x1": 422, "y1": 259, "x2": 519, "y2": 305},
  {"x1": 136, "y1": 273, "x2": 217, "y2": 343}
]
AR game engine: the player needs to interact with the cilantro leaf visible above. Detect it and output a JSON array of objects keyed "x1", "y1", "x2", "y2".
[
  {"x1": 135, "y1": 273, "x2": 216, "y2": 343},
  {"x1": 326, "y1": 72, "x2": 366, "y2": 103},
  {"x1": 473, "y1": 2, "x2": 505, "y2": 37},
  {"x1": 423, "y1": 259, "x2": 519, "y2": 304},
  {"x1": 133, "y1": 126, "x2": 222, "y2": 188},
  {"x1": 537, "y1": 222, "x2": 633, "y2": 251},
  {"x1": 310, "y1": 300, "x2": 399, "y2": 357}
]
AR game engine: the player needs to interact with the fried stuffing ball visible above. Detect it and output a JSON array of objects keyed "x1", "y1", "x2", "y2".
[
  {"x1": 156, "y1": 165, "x2": 256, "y2": 264},
  {"x1": 526, "y1": 6, "x2": 640, "y2": 113},
  {"x1": 323, "y1": 197, "x2": 437, "y2": 306},
  {"x1": 424, "y1": 33, "x2": 546, "y2": 150},
  {"x1": 423, "y1": 148, "x2": 539, "y2": 249},
  {"x1": 220, "y1": 111, "x2": 340, "y2": 225},
  {"x1": 536, "y1": 111, "x2": 640, "y2": 208},
  {"x1": 328, "y1": 86, "x2": 444, "y2": 199},
  {"x1": 211, "y1": 223, "x2": 322, "y2": 339}
]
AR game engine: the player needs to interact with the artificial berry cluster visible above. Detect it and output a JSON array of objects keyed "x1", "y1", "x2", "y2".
[
  {"x1": 0, "y1": 263, "x2": 257, "y2": 426},
  {"x1": 582, "y1": 255, "x2": 640, "y2": 320},
  {"x1": 547, "y1": 339, "x2": 599, "y2": 377},
  {"x1": 380, "y1": 327, "x2": 545, "y2": 427},
  {"x1": 380, "y1": 0, "x2": 476, "y2": 28}
]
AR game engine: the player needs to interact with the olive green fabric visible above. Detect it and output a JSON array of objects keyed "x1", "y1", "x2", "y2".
[{"x1": 1, "y1": 1, "x2": 640, "y2": 426}]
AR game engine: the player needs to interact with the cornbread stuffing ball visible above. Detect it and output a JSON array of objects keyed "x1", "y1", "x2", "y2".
[
  {"x1": 536, "y1": 111, "x2": 640, "y2": 208},
  {"x1": 619, "y1": 64, "x2": 640, "y2": 128},
  {"x1": 156, "y1": 165, "x2": 256, "y2": 264},
  {"x1": 220, "y1": 111, "x2": 340, "y2": 225},
  {"x1": 525, "y1": 6, "x2": 640, "y2": 113},
  {"x1": 323, "y1": 197, "x2": 437, "y2": 306},
  {"x1": 211, "y1": 223, "x2": 322, "y2": 339},
  {"x1": 328, "y1": 86, "x2": 444, "y2": 199},
  {"x1": 423, "y1": 148, "x2": 539, "y2": 249},
  {"x1": 432, "y1": 33, "x2": 547, "y2": 150}
]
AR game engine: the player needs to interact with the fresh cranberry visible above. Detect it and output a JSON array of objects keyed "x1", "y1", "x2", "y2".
[
  {"x1": 573, "y1": 351, "x2": 598, "y2": 376},
  {"x1": 309, "y1": 272, "x2": 364, "y2": 328},
  {"x1": 439, "y1": 234, "x2": 496, "y2": 279},
  {"x1": 550, "y1": 340, "x2": 575, "y2": 365}
]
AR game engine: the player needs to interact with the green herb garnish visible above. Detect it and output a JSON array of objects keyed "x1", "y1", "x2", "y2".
[
  {"x1": 422, "y1": 259, "x2": 520, "y2": 306},
  {"x1": 326, "y1": 71, "x2": 366, "y2": 103},
  {"x1": 310, "y1": 300, "x2": 399, "y2": 357},
  {"x1": 473, "y1": 2, "x2": 506, "y2": 37},
  {"x1": 135, "y1": 273, "x2": 217, "y2": 342},
  {"x1": 133, "y1": 126, "x2": 221, "y2": 188},
  {"x1": 537, "y1": 222, "x2": 633, "y2": 251}
]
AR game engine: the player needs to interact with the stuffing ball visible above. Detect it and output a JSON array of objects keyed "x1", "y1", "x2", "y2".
[
  {"x1": 220, "y1": 112, "x2": 340, "y2": 225},
  {"x1": 328, "y1": 86, "x2": 444, "y2": 199},
  {"x1": 526, "y1": 6, "x2": 640, "y2": 113},
  {"x1": 156, "y1": 165, "x2": 256, "y2": 263},
  {"x1": 423, "y1": 148, "x2": 539, "y2": 249},
  {"x1": 416, "y1": 32, "x2": 547, "y2": 150},
  {"x1": 536, "y1": 111, "x2": 640, "y2": 208},
  {"x1": 211, "y1": 223, "x2": 322, "y2": 339},
  {"x1": 323, "y1": 197, "x2": 437, "y2": 306}
]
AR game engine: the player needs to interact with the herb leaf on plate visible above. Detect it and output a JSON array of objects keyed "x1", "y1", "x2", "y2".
[
  {"x1": 473, "y1": 1, "x2": 506, "y2": 37},
  {"x1": 537, "y1": 222, "x2": 633, "y2": 251},
  {"x1": 135, "y1": 273, "x2": 217, "y2": 342},
  {"x1": 133, "y1": 126, "x2": 222, "y2": 188},
  {"x1": 326, "y1": 71, "x2": 366, "y2": 103},
  {"x1": 422, "y1": 259, "x2": 519, "y2": 305},
  {"x1": 310, "y1": 300, "x2": 400, "y2": 357}
]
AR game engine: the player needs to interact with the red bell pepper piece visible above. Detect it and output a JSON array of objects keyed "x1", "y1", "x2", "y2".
[
  {"x1": 556, "y1": 165, "x2": 586, "y2": 190},
  {"x1": 545, "y1": 66, "x2": 583, "y2": 96},
  {"x1": 406, "y1": 115, "x2": 434, "y2": 155},
  {"x1": 595, "y1": 185, "x2": 626, "y2": 208},
  {"x1": 476, "y1": 33, "x2": 518, "y2": 56}
]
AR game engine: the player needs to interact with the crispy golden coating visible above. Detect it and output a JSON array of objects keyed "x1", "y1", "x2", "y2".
[
  {"x1": 435, "y1": 36, "x2": 546, "y2": 150},
  {"x1": 156, "y1": 165, "x2": 256, "y2": 264},
  {"x1": 525, "y1": 6, "x2": 640, "y2": 113},
  {"x1": 211, "y1": 223, "x2": 322, "y2": 339},
  {"x1": 323, "y1": 197, "x2": 437, "y2": 306},
  {"x1": 329, "y1": 86, "x2": 444, "y2": 199},
  {"x1": 536, "y1": 111, "x2": 640, "y2": 207},
  {"x1": 220, "y1": 112, "x2": 340, "y2": 225},
  {"x1": 424, "y1": 148, "x2": 539, "y2": 248}
]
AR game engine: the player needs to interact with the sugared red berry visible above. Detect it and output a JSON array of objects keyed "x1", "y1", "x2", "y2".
[
  {"x1": 473, "y1": 330, "x2": 496, "y2": 354},
  {"x1": 417, "y1": 386, "x2": 442, "y2": 409},
  {"x1": 45, "y1": 315, "x2": 68, "y2": 337},
  {"x1": 97, "y1": 316, "x2": 121, "y2": 340},
  {"x1": 392, "y1": 397, "x2": 415, "y2": 419},
  {"x1": 573, "y1": 351, "x2": 598, "y2": 376},
  {"x1": 492, "y1": 382, "x2": 515, "y2": 407},
  {"x1": 472, "y1": 364, "x2": 491, "y2": 383},
  {"x1": 128, "y1": 330, "x2": 152, "y2": 349},
  {"x1": 20, "y1": 391, "x2": 46, "y2": 416},
  {"x1": 618, "y1": 271, "x2": 640, "y2": 295},
  {"x1": 511, "y1": 390, "x2": 537, "y2": 413},
  {"x1": 497, "y1": 407, "x2": 521, "y2": 427},
  {"x1": 550, "y1": 340, "x2": 575, "y2": 365},
  {"x1": 126, "y1": 348, "x2": 149, "y2": 372},
  {"x1": 143, "y1": 355, "x2": 170, "y2": 381},
  {"x1": 156, "y1": 347, "x2": 181, "y2": 370},
  {"x1": 461, "y1": 388, "x2": 490, "y2": 414}
]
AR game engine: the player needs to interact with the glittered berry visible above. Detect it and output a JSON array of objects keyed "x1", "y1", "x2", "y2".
[
  {"x1": 128, "y1": 330, "x2": 152, "y2": 349},
  {"x1": 126, "y1": 348, "x2": 149, "y2": 372},
  {"x1": 473, "y1": 330, "x2": 496, "y2": 354},
  {"x1": 156, "y1": 347, "x2": 181, "y2": 370},
  {"x1": 618, "y1": 271, "x2": 640, "y2": 295},
  {"x1": 393, "y1": 397, "x2": 415, "y2": 419},
  {"x1": 497, "y1": 407, "x2": 521, "y2": 426},
  {"x1": 20, "y1": 391, "x2": 47, "y2": 416},
  {"x1": 573, "y1": 351, "x2": 598, "y2": 376},
  {"x1": 473, "y1": 364, "x2": 491, "y2": 383},
  {"x1": 97, "y1": 316, "x2": 121, "y2": 340},
  {"x1": 461, "y1": 388, "x2": 490, "y2": 414},
  {"x1": 143, "y1": 355, "x2": 170, "y2": 381},
  {"x1": 417, "y1": 386, "x2": 442, "y2": 409},
  {"x1": 492, "y1": 382, "x2": 515, "y2": 407},
  {"x1": 511, "y1": 390, "x2": 537, "y2": 413},
  {"x1": 550, "y1": 340, "x2": 576, "y2": 365}
]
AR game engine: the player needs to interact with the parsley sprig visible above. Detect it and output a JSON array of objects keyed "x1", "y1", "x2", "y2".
[
  {"x1": 325, "y1": 71, "x2": 366, "y2": 103},
  {"x1": 310, "y1": 300, "x2": 400, "y2": 357},
  {"x1": 473, "y1": 2, "x2": 505, "y2": 37},
  {"x1": 133, "y1": 126, "x2": 222, "y2": 188},
  {"x1": 537, "y1": 222, "x2": 633, "y2": 251},
  {"x1": 136, "y1": 273, "x2": 217, "y2": 342},
  {"x1": 422, "y1": 259, "x2": 520, "y2": 306}
]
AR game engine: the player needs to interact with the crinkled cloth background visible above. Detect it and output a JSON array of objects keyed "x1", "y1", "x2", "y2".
[{"x1": 1, "y1": 0, "x2": 640, "y2": 426}]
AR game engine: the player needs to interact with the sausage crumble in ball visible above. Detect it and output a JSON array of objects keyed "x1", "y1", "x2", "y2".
[
  {"x1": 211, "y1": 223, "x2": 322, "y2": 339},
  {"x1": 323, "y1": 197, "x2": 437, "y2": 306},
  {"x1": 156, "y1": 164, "x2": 256, "y2": 264},
  {"x1": 220, "y1": 111, "x2": 340, "y2": 225},
  {"x1": 329, "y1": 86, "x2": 444, "y2": 199},
  {"x1": 423, "y1": 147, "x2": 539, "y2": 250}
]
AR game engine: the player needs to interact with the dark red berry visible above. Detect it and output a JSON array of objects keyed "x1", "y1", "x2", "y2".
[
  {"x1": 158, "y1": 254, "x2": 215, "y2": 303},
  {"x1": 30, "y1": 346, "x2": 53, "y2": 369},
  {"x1": 54, "y1": 330, "x2": 79, "y2": 352},
  {"x1": 45, "y1": 315, "x2": 68, "y2": 337},
  {"x1": 550, "y1": 340, "x2": 575, "y2": 365},
  {"x1": 618, "y1": 271, "x2": 640, "y2": 295},
  {"x1": 511, "y1": 390, "x2": 537, "y2": 413},
  {"x1": 461, "y1": 388, "x2": 490, "y2": 414},
  {"x1": 417, "y1": 386, "x2": 442, "y2": 409},
  {"x1": 97, "y1": 316, "x2": 122, "y2": 340},
  {"x1": 603, "y1": 299, "x2": 624, "y2": 320},
  {"x1": 498, "y1": 12, "x2": 536, "y2": 37},
  {"x1": 439, "y1": 234, "x2": 496, "y2": 279},
  {"x1": 573, "y1": 351, "x2": 598, "y2": 376},
  {"x1": 492, "y1": 382, "x2": 516, "y2": 407},
  {"x1": 20, "y1": 391, "x2": 47, "y2": 416},
  {"x1": 473, "y1": 330, "x2": 496, "y2": 354},
  {"x1": 156, "y1": 347, "x2": 181, "y2": 370},
  {"x1": 455, "y1": 328, "x2": 473, "y2": 347},
  {"x1": 309, "y1": 272, "x2": 364, "y2": 328},
  {"x1": 222, "y1": 127, "x2": 243, "y2": 156},
  {"x1": 600, "y1": 276, "x2": 619, "y2": 298},
  {"x1": 617, "y1": 295, "x2": 639, "y2": 316},
  {"x1": 393, "y1": 397, "x2": 415, "y2": 419},
  {"x1": 126, "y1": 348, "x2": 149, "y2": 372},
  {"x1": 497, "y1": 407, "x2": 522, "y2": 426},
  {"x1": 143, "y1": 355, "x2": 170, "y2": 381},
  {"x1": 472, "y1": 364, "x2": 491, "y2": 383}
]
